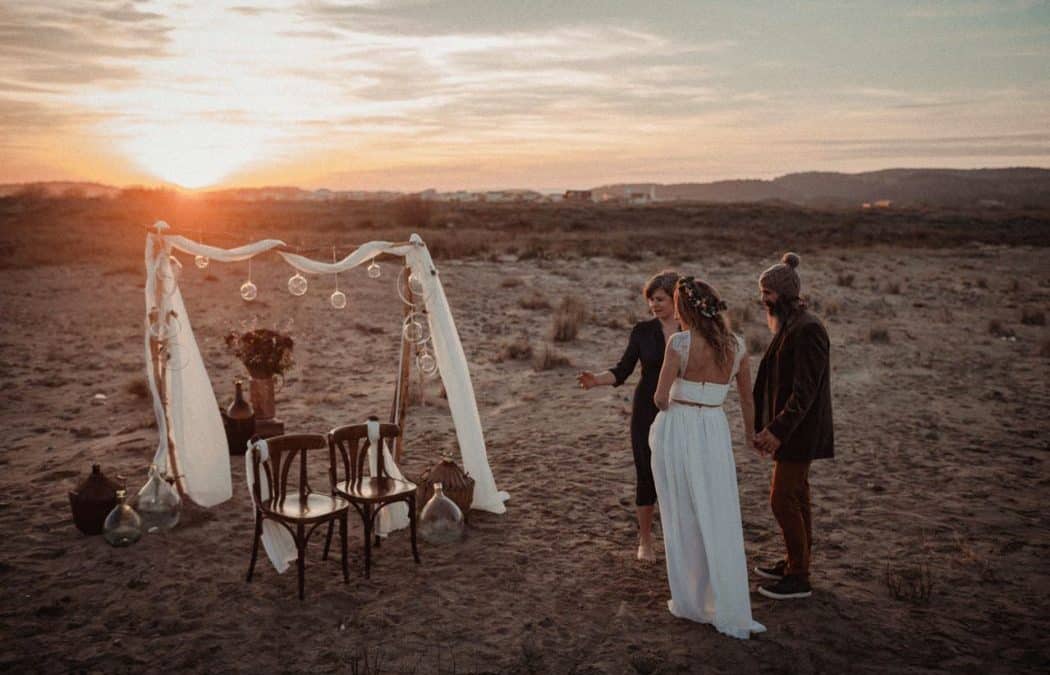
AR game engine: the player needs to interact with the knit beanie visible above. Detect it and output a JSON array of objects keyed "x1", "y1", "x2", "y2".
[{"x1": 759, "y1": 252, "x2": 802, "y2": 299}]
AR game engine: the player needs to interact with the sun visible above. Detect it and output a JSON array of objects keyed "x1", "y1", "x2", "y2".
[{"x1": 118, "y1": 120, "x2": 271, "y2": 189}]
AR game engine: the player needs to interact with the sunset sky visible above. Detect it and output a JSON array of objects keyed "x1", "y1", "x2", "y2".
[{"x1": 1, "y1": 1, "x2": 1048, "y2": 190}]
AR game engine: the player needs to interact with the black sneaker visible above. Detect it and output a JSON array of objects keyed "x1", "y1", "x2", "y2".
[
  {"x1": 758, "y1": 575, "x2": 812, "y2": 600},
  {"x1": 753, "y1": 560, "x2": 787, "y2": 580}
]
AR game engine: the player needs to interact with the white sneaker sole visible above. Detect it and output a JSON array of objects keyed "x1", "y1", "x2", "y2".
[
  {"x1": 753, "y1": 566, "x2": 785, "y2": 580},
  {"x1": 757, "y1": 586, "x2": 812, "y2": 600}
]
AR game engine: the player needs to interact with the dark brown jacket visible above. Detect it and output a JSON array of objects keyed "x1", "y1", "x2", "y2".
[{"x1": 754, "y1": 309, "x2": 834, "y2": 462}]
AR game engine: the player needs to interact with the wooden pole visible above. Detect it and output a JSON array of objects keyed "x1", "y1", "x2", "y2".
[
  {"x1": 150, "y1": 234, "x2": 186, "y2": 498},
  {"x1": 390, "y1": 265, "x2": 414, "y2": 464}
]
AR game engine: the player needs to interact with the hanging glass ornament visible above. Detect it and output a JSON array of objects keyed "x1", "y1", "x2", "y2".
[
  {"x1": 417, "y1": 351, "x2": 437, "y2": 376},
  {"x1": 131, "y1": 464, "x2": 182, "y2": 533},
  {"x1": 403, "y1": 316, "x2": 424, "y2": 342},
  {"x1": 103, "y1": 488, "x2": 143, "y2": 547},
  {"x1": 148, "y1": 311, "x2": 181, "y2": 341},
  {"x1": 240, "y1": 280, "x2": 258, "y2": 301},
  {"x1": 408, "y1": 271, "x2": 425, "y2": 296},
  {"x1": 194, "y1": 255, "x2": 209, "y2": 269},
  {"x1": 330, "y1": 290, "x2": 347, "y2": 309},
  {"x1": 419, "y1": 482, "x2": 465, "y2": 544},
  {"x1": 367, "y1": 260, "x2": 381, "y2": 279},
  {"x1": 396, "y1": 268, "x2": 418, "y2": 306},
  {"x1": 288, "y1": 272, "x2": 308, "y2": 296}
]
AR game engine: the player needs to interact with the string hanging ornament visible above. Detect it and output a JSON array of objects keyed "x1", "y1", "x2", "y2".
[
  {"x1": 329, "y1": 246, "x2": 347, "y2": 309},
  {"x1": 240, "y1": 256, "x2": 257, "y2": 301},
  {"x1": 194, "y1": 228, "x2": 209, "y2": 269},
  {"x1": 367, "y1": 258, "x2": 381, "y2": 279}
]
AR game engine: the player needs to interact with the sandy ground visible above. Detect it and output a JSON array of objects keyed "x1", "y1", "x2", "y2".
[{"x1": 1, "y1": 242, "x2": 1049, "y2": 674}]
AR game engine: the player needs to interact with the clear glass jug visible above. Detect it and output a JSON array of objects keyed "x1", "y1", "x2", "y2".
[
  {"x1": 103, "y1": 489, "x2": 142, "y2": 547},
  {"x1": 132, "y1": 464, "x2": 182, "y2": 533},
  {"x1": 419, "y1": 482, "x2": 465, "y2": 544}
]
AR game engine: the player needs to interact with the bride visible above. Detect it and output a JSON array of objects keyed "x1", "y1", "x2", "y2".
[{"x1": 649, "y1": 276, "x2": 766, "y2": 639}]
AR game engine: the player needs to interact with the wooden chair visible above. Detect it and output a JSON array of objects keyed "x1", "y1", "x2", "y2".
[
  {"x1": 324, "y1": 420, "x2": 420, "y2": 578},
  {"x1": 246, "y1": 433, "x2": 350, "y2": 600}
]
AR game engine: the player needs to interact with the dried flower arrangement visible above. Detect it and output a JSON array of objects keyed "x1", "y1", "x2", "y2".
[{"x1": 225, "y1": 328, "x2": 295, "y2": 378}]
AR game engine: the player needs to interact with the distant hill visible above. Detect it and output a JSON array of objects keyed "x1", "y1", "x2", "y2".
[
  {"x1": 592, "y1": 168, "x2": 1050, "y2": 208},
  {"x1": 0, "y1": 181, "x2": 122, "y2": 199}
]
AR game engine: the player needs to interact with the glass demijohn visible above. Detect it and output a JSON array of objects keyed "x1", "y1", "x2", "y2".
[
  {"x1": 288, "y1": 272, "x2": 308, "y2": 296},
  {"x1": 103, "y1": 489, "x2": 143, "y2": 547},
  {"x1": 132, "y1": 464, "x2": 182, "y2": 533},
  {"x1": 419, "y1": 482, "x2": 465, "y2": 544}
]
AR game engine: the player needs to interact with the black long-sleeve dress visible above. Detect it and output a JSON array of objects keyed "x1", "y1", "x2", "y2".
[{"x1": 609, "y1": 318, "x2": 667, "y2": 506}]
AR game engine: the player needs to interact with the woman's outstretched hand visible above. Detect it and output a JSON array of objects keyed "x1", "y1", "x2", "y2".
[{"x1": 577, "y1": 371, "x2": 598, "y2": 390}]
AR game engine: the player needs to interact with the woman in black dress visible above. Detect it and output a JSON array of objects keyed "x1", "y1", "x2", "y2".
[{"x1": 577, "y1": 270, "x2": 680, "y2": 561}]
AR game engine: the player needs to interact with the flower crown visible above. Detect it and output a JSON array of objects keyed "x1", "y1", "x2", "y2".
[{"x1": 678, "y1": 277, "x2": 728, "y2": 319}]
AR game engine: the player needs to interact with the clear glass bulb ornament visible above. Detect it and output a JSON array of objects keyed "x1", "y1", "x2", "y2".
[
  {"x1": 148, "y1": 314, "x2": 180, "y2": 341},
  {"x1": 403, "y1": 319, "x2": 424, "y2": 342},
  {"x1": 194, "y1": 255, "x2": 209, "y2": 269},
  {"x1": 419, "y1": 482, "x2": 465, "y2": 544},
  {"x1": 288, "y1": 272, "x2": 308, "y2": 296},
  {"x1": 103, "y1": 488, "x2": 142, "y2": 547},
  {"x1": 417, "y1": 351, "x2": 437, "y2": 376},
  {"x1": 131, "y1": 464, "x2": 182, "y2": 533},
  {"x1": 240, "y1": 280, "x2": 257, "y2": 301},
  {"x1": 408, "y1": 271, "x2": 424, "y2": 295},
  {"x1": 367, "y1": 260, "x2": 381, "y2": 279},
  {"x1": 330, "y1": 290, "x2": 347, "y2": 309}
]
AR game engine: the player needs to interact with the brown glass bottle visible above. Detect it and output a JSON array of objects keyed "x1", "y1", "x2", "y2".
[{"x1": 225, "y1": 379, "x2": 255, "y2": 455}]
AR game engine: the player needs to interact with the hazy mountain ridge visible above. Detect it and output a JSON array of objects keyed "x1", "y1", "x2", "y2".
[{"x1": 593, "y1": 168, "x2": 1050, "y2": 207}]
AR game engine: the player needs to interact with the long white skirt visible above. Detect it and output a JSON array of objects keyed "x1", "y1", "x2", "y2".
[{"x1": 649, "y1": 404, "x2": 766, "y2": 639}]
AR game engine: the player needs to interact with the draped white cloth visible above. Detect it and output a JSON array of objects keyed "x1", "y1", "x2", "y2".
[
  {"x1": 367, "y1": 419, "x2": 409, "y2": 537},
  {"x1": 245, "y1": 439, "x2": 298, "y2": 574},
  {"x1": 144, "y1": 224, "x2": 507, "y2": 515}
]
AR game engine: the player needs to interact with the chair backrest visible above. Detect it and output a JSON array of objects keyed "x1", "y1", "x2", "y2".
[
  {"x1": 249, "y1": 433, "x2": 330, "y2": 509},
  {"x1": 328, "y1": 420, "x2": 401, "y2": 488}
]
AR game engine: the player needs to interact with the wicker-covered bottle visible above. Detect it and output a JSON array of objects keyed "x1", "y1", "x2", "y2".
[{"x1": 416, "y1": 454, "x2": 474, "y2": 518}]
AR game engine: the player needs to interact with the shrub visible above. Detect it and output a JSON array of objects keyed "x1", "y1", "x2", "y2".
[
  {"x1": 884, "y1": 561, "x2": 934, "y2": 604},
  {"x1": 498, "y1": 335, "x2": 533, "y2": 362},
  {"x1": 988, "y1": 320, "x2": 1015, "y2": 338},
  {"x1": 836, "y1": 273, "x2": 855, "y2": 288},
  {"x1": 1020, "y1": 309, "x2": 1045, "y2": 326},
  {"x1": 1040, "y1": 339, "x2": 1050, "y2": 358},
  {"x1": 124, "y1": 377, "x2": 150, "y2": 399},
  {"x1": 550, "y1": 296, "x2": 587, "y2": 342},
  {"x1": 519, "y1": 290, "x2": 551, "y2": 310},
  {"x1": 533, "y1": 343, "x2": 571, "y2": 371},
  {"x1": 869, "y1": 326, "x2": 890, "y2": 343},
  {"x1": 500, "y1": 276, "x2": 524, "y2": 288}
]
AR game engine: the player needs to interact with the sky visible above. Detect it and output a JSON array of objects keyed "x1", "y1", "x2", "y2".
[{"x1": 1, "y1": 0, "x2": 1048, "y2": 191}]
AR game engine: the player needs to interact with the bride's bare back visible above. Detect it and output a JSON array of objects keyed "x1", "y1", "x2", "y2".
[{"x1": 681, "y1": 330, "x2": 735, "y2": 385}]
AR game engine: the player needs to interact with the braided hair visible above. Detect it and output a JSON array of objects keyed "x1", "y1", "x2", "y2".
[{"x1": 674, "y1": 276, "x2": 735, "y2": 370}]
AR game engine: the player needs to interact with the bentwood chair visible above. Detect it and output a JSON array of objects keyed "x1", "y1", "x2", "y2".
[
  {"x1": 247, "y1": 433, "x2": 350, "y2": 600},
  {"x1": 324, "y1": 420, "x2": 420, "y2": 578}
]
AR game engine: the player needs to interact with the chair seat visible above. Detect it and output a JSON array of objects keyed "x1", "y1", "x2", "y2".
[
  {"x1": 336, "y1": 476, "x2": 417, "y2": 501},
  {"x1": 263, "y1": 492, "x2": 349, "y2": 521}
]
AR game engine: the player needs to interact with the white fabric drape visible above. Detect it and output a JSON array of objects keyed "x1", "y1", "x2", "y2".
[
  {"x1": 144, "y1": 226, "x2": 507, "y2": 514},
  {"x1": 245, "y1": 439, "x2": 297, "y2": 574},
  {"x1": 367, "y1": 419, "x2": 409, "y2": 536}
]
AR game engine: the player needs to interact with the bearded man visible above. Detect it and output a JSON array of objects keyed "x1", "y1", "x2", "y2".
[{"x1": 752, "y1": 252, "x2": 834, "y2": 600}]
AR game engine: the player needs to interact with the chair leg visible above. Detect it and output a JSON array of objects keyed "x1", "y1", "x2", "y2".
[
  {"x1": 363, "y1": 504, "x2": 373, "y2": 579},
  {"x1": 408, "y1": 495, "x2": 420, "y2": 564},
  {"x1": 340, "y1": 513, "x2": 349, "y2": 584},
  {"x1": 322, "y1": 520, "x2": 334, "y2": 561},
  {"x1": 296, "y1": 523, "x2": 306, "y2": 601},
  {"x1": 247, "y1": 512, "x2": 263, "y2": 582}
]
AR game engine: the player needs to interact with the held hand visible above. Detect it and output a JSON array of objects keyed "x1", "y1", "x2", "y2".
[
  {"x1": 577, "y1": 371, "x2": 598, "y2": 390},
  {"x1": 754, "y1": 429, "x2": 781, "y2": 457}
]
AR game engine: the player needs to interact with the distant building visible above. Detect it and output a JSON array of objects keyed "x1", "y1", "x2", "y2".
[{"x1": 564, "y1": 190, "x2": 593, "y2": 202}]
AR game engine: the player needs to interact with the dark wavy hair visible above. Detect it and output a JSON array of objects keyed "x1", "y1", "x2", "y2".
[
  {"x1": 674, "y1": 277, "x2": 735, "y2": 370},
  {"x1": 643, "y1": 270, "x2": 680, "y2": 299}
]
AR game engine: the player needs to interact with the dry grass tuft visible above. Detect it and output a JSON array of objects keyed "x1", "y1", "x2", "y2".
[
  {"x1": 884, "y1": 561, "x2": 934, "y2": 604},
  {"x1": 498, "y1": 335, "x2": 533, "y2": 362},
  {"x1": 519, "y1": 290, "x2": 551, "y2": 310},
  {"x1": 988, "y1": 319, "x2": 1015, "y2": 338},
  {"x1": 1020, "y1": 309, "x2": 1045, "y2": 326},
  {"x1": 500, "y1": 276, "x2": 524, "y2": 288},
  {"x1": 533, "y1": 343, "x2": 571, "y2": 371},
  {"x1": 1039, "y1": 339, "x2": 1050, "y2": 358},
  {"x1": 550, "y1": 296, "x2": 587, "y2": 342},
  {"x1": 869, "y1": 326, "x2": 891, "y2": 343},
  {"x1": 124, "y1": 376, "x2": 150, "y2": 399},
  {"x1": 836, "y1": 273, "x2": 855, "y2": 288},
  {"x1": 885, "y1": 281, "x2": 902, "y2": 295}
]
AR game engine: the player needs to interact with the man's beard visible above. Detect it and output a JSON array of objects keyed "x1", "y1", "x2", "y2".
[{"x1": 764, "y1": 297, "x2": 796, "y2": 333}]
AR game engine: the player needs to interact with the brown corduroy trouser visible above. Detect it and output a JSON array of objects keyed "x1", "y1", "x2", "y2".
[{"x1": 770, "y1": 459, "x2": 812, "y2": 578}]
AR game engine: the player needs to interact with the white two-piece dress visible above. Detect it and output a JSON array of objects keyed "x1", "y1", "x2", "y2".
[{"x1": 649, "y1": 331, "x2": 766, "y2": 639}]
